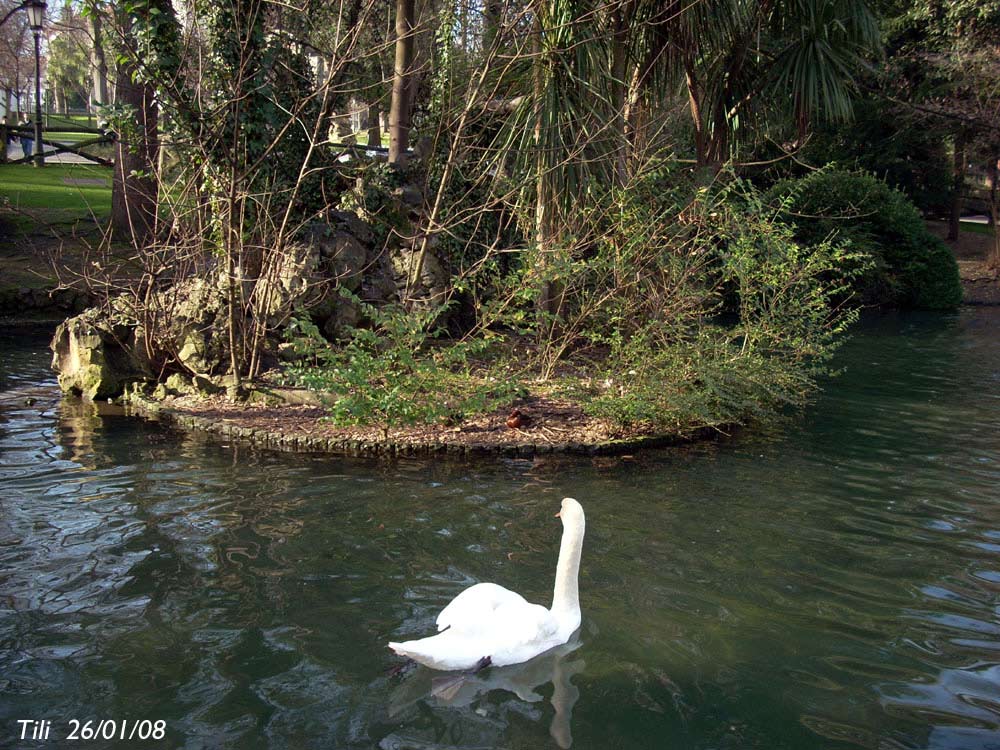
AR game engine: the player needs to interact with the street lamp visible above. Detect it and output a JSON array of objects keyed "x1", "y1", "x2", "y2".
[{"x1": 25, "y1": 0, "x2": 45, "y2": 167}]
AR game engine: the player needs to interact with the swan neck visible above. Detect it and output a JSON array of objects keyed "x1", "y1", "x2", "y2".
[{"x1": 551, "y1": 516, "x2": 584, "y2": 618}]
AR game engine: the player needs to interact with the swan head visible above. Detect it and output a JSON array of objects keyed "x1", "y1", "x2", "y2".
[{"x1": 555, "y1": 497, "x2": 584, "y2": 527}]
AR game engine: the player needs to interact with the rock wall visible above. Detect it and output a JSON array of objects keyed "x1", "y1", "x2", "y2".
[
  {"x1": 49, "y1": 209, "x2": 401, "y2": 400},
  {"x1": 0, "y1": 286, "x2": 93, "y2": 317},
  {"x1": 49, "y1": 167, "x2": 452, "y2": 402}
]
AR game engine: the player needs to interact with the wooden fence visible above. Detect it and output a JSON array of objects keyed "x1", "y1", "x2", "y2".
[{"x1": 1, "y1": 121, "x2": 115, "y2": 166}]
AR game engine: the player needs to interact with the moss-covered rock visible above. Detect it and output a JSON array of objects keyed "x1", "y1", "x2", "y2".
[
  {"x1": 49, "y1": 211, "x2": 389, "y2": 399},
  {"x1": 164, "y1": 372, "x2": 193, "y2": 395},
  {"x1": 50, "y1": 308, "x2": 152, "y2": 399}
]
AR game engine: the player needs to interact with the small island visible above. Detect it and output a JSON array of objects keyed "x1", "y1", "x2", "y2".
[
  {"x1": 1, "y1": 1, "x2": 1000, "y2": 748},
  {"x1": 2, "y1": 0, "x2": 997, "y2": 459}
]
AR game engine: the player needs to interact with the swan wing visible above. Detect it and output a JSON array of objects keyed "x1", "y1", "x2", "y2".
[
  {"x1": 475, "y1": 599, "x2": 561, "y2": 667},
  {"x1": 491, "y1": 598, "x2": 559, "y2": 643},
  {"x1": 435, "y1": 582, "x2": 530, "y2": 634},
  {"x1": 392, "y1": 598, "x2": 560, "y2": 670}
]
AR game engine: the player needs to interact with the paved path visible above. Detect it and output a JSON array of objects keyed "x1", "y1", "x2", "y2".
[{"x1": 5, "y1": 142, "x2": 102, "y2": 165}]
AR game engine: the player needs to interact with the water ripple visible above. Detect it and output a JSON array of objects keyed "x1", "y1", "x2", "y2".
[{"x1": 1, "y1": 310, "x2": 999, "y2": 748}]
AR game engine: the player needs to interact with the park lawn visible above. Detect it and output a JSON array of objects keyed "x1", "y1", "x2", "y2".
[
  {"x1": 960, "y1": 220, "x2": 996, "y2": 236},
  {"x1": 45, "y1": 114, "x2": 101, "y2": 128},
  {"x1": 50, "y1": 132, "x2": 103, "y2": 143},
  {"x1": 45, "y1": 134, "x2": 117, "y2": 163},
  {"x1": 0, "y1": 163, "x2": 112, "y2": 223},
  {"x1": 346, "y1": 131, "x2": 389, "y2": 148}
]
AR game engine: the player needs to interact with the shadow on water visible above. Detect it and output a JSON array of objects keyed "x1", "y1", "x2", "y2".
[{"x1": 1, "y1": 308, "x2": 999, "y2": 748}]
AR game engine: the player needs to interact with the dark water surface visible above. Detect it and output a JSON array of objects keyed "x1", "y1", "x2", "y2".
[{"x1": 1, "y1": 310, "x2": 999, "y2": 750}]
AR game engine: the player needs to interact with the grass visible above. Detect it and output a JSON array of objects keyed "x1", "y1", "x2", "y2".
[
  {"x1": 345, "y1": 131, "x2": 389, "y2": 149},
  {"x1": 960, "y1": 220, "x2": 996, "y2": 236},
  {"x1": 0, "y1": 164, "x2": 111, "y2": 210},
  {"x1": 50, "y1": 132, "x2": 105, "y2": 144},
  {"x1": 45, "y1": 114, "x2": 100, "y2": 128},
  {"x1": 0, "y1": 163, "x2": 111, "y2": 219},
  {"x1": 0, "y1": 162, "x2": 114, "y2": 294},
  {"x1": 43, "y1": 134, "x2": 117, "y2": 163}
]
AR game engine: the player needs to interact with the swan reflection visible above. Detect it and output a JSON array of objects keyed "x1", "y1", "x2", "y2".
[{"x1": 389, "y1": 632, "x2": 585, "y2": 748}]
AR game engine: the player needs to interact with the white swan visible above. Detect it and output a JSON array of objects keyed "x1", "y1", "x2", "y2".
[{"x1": 388, "y1": 497, "x2": 586, "y2": 671}]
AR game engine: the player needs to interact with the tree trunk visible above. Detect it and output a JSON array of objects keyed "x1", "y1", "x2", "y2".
[
  {"x1": 112, "y1": 59, "x2": 158, "y2": 247},
  {"x1": 624, "y1": 41, "x2": 661, "y2": 168},
  {"x1": 88, "y1": 3, "x2": 109, "y2": 106},
  {"x1": 367, "y1": 101, "x2": 381, "y2": 147},
  {"x1": 624, "y1": 63, "x2": 647, "y2": 165},
  {"x1": 483, "y1": 0, "x2": 502, "y2": 50},
  {"x1": 991, "y1": 157, "x2": 1000, "y2": 269},
  {"x1": 684, "y1": 62, "x2": 708, "y2": 168},
  {"x1": 387, "y1": 0, "x2": 415, "y2": 165},
  {"x1": 403, "y1": 17, "x2": 426, "y2": 142},
  {"x1": 988, "y1": 157, "x2": 997, "y2": 228},
  {"x1": 948, "y1": 130, "x2": 967, "y2": 241},
  {"x1": 532, "y1": 9, "x2": 558, "y2": 330},
  {"x1": 610, "y1": 4, "x2": 631, "y2": 186}
]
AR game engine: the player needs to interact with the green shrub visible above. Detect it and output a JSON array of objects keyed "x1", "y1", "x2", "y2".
[
  {"x1": 283, "y1": 163, "x2": 869, "y2": 435},
  {"x1": 571, "y1": 172, "x2": 866, "y2": 430},
  {"x1": 283, "y1": 294, "x2": 522, "y2": 430},
  {"x1": 768, "y1": 168, "x2": 961, "y2": 309},
  {"x1": 337, "y1": 161, "x2": 410, "y2": 253},
  {"x1": 800, "y1": 100, "x2": 952, "y2": 216}
]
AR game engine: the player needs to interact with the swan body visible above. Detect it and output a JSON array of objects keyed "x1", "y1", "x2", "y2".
[{"x1": 388, "y1": 497, "x2": 586, "y2": 671}]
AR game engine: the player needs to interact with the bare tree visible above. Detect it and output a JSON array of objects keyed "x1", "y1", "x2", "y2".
[
  {"x1": 84, "y1": 0, "x2": 109, "y2": 107},
  {"x1": 0, "y1": 2, "x2": 34, "y2": 117}
]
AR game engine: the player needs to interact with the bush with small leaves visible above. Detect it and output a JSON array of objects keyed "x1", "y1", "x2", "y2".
[{"x1": 768, "y1": 168, "x2": 961, "y2": 309}]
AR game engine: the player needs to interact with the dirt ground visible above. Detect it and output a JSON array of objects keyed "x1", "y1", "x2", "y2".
[
  {"x1": 927, "y1": 220, "x2": 1000, "y2": 305},
  {"x1": 153, "y1": 390, "x2": 684, "y2": 455},
  {"x1": 0, "y1": 224, "x2": 105, "y2": 315}
]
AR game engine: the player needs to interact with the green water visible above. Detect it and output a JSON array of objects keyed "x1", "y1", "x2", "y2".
[{"x1": 1, "y1": 310, "x2": 999, "y2": 749}]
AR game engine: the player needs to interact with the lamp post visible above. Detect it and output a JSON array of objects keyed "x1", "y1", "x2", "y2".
[{"x1": 25, "y1": 0, "x2": 45, "y2": 167}]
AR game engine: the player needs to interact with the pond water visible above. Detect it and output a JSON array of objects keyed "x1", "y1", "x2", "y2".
[{"x1": 1, "y1": 309, "x2": 999, "y2": 750}]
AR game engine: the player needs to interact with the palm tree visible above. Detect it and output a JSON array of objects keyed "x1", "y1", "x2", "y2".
[
  {"x1": 630, "y1": 0, "x2": 880, "y2": 168},
  {"x1": 504, "y1": 0, "x2": 879, "y2": 313}
]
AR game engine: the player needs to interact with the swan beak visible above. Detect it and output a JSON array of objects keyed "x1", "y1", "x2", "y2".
[{"x1": 554, "y1": 511, "x2": 562, "y2": 518}]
